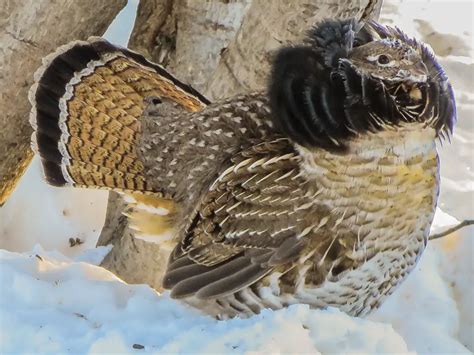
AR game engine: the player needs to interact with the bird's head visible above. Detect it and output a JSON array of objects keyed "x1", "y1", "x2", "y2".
[
  {"x1": 269, "y1": 19, "x2": 456, "y2": 152},
  {"x1": 347, "y1": 39, "x2": 428, "y2": 85}
]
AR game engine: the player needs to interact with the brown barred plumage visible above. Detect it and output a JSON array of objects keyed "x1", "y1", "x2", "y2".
[
  {"x1": 29, "y1": 19, "x2": 456, "y2": 319},
  {"x1": 30, "y1": 37, "x2": 208, "y2": 192}
]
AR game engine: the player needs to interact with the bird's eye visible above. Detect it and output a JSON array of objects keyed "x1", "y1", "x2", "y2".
[{"x1": 377, "y1": 55, "x2": 390, "y2": 65}]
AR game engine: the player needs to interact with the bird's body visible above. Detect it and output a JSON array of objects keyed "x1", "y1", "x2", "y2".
[
  {"x1": 136, "y1": 92, "x2": 439, "y2": 318},
  {"x1": 142, "y1": 93, "x2": 439, "y2": 318},
  {"x1": 29, "y1": 19, "x2": 455, "y2": 319}
]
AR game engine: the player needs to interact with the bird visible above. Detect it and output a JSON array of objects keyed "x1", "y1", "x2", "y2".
[{"x1": 29, "y1": 18, "x2": 456, "y2": 319}]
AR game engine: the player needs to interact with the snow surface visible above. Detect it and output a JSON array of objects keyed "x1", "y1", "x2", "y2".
[
  {"x1": 0, "y1": 0, "x2": 472, "y2": 354},
  {"x1": 1, "y1": 248, "x2": 412, "y2": 354}
]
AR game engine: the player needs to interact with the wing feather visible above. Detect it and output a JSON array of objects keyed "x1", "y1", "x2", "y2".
[{"x1": 164, "y1": 139, "x2": 321, "y2": 299}]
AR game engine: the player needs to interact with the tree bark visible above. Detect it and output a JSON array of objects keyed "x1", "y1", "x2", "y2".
[
  {"x1": 128, "y1": 0, "x2": 252, "y2": 92},
  {"x1": 127, "y1": 0, "x2": 174, "y2": 65},
  {"x1": 0, "y1": 0, "x2": 127, "y2": 205},
  {"x1": 98, "y1": 0, "x2": 383, "y2": 290},
  {"x1": 207, "y1": 0, "x2": 383, "y2": 99}
]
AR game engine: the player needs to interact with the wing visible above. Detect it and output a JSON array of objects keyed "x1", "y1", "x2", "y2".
[{"x1": 163, "y1": 138, "x2": 329, "y2": 299}]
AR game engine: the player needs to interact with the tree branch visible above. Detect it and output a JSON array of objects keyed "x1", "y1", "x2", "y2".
[{"x1": 429, "y1": 220, "x2": 474, "y2": 240}]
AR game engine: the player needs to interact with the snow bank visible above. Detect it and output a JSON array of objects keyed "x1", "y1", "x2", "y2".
[
  {"x1": 0, "y1": 158, "x2": 108, "y2": 257},
  {"x1": 0, "y1": 248, "x2": 411, "y2": 354},
  {"x1": 0, "y1": 212, "x2": 470, "y2": 354}
]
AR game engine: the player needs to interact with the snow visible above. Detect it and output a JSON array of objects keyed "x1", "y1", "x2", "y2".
[
  {"x1": 0, "y1": 158, "x2": 108, "y2": 258},
  {"x1": 0, "y1": 0, "x2": 472, "y2": 354},
  {"x1": 1, "y1": 249, "x2": 411, "y2": 354}
]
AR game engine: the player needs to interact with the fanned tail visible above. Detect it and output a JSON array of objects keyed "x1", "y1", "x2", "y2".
[
  {"x1": 29, "y1": 37, "x2": 210, "y2": 242},
  {"x1": 29, "y1": 36, "x2": 209, "y2": 192}
]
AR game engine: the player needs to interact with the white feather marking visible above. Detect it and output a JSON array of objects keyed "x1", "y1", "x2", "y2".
[
  {"x1": 133, "y1": 203, "x2": 169, "y2": 215},
  {"x1": 254, "y1": 170, "x2": 280, "y2": 185},
  {"x1": 247, "y1": 157, "x2": 268, "y2": 171},
  {"x1": 232, "y1": 158, "x2": 253, "y2": 173},
  {"x1": 318, "y1": 235, "x2": 338, "y2": 267},
  {"x1": 298, "y1": 225, "x2": 316, "y2": 239}
]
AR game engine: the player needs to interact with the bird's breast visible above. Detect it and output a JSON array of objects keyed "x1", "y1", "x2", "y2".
[
  {"x1": 297, "y1": 124, "x2": 439, "y2": 228},
  {"x1": 283, "y1": 124, "x2": 440, "y2": 315}
]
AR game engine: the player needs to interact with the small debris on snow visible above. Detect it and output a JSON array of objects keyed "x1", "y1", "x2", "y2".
[{"x1": 68, "y1": 237, "x2": 84, "y2": 247}]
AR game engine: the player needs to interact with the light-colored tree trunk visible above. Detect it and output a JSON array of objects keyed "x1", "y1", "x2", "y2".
[
  {"x1": 128, "y1": 0, "x2": 252, "y2": 92},
  {"x1": 0, "y1": 0, "x2": 127, "y2": 205},
  {"x1": 207, "y1": 0, "x2": 383, "y2": 99},
  {"x1": 98, "y1": 0, "x2": 383, "y2": 290}
]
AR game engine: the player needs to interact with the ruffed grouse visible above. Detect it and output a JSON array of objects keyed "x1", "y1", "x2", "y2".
[{"x1": 29, "y1": 19, "x2": 456, "y2": 318}]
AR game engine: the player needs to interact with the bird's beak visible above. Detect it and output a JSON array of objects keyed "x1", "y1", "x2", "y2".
[{"x1": 407, "y1": 62, "x2": 428, "y2": 84}]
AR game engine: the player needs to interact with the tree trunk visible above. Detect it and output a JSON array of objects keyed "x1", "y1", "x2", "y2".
[
  {"x1": 206, "y1": 0, "x2": 383, "y2": 99},
  {"x1": 0, "y1": 0, "x2": 127, "y2": 205},
  {"x1": 128, "y1": 0, "x2": 252, "y2": 92},
  {"x1": 97, "y1": 0, "x2": 383, "y2": 290}
]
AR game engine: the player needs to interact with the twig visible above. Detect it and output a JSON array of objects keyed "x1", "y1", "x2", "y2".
[{"x1": 429, "y1": 220, "x2": 474, "y2": 240}]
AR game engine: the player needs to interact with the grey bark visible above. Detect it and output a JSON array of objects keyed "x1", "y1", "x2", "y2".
[
  {"x1": 98, "y1": 0, "x2": 383, "y2": 290},
  {"x1": 207, "y1": 0, "x2": 383, "y2": 99},
  {"x1": 128, "y1": 0, "x2": 252, "y2": 92},
  {"x1": 127, "y1": 0, "x2": 174, "y2": 65},
  {"x1": 0, "y1": 0, "x2": 127, "y2": 205}
]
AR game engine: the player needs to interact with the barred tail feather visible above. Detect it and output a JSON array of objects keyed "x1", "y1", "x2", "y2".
[{"x1": 29, "y1": 36, "x2": 209, "y2": 192}]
